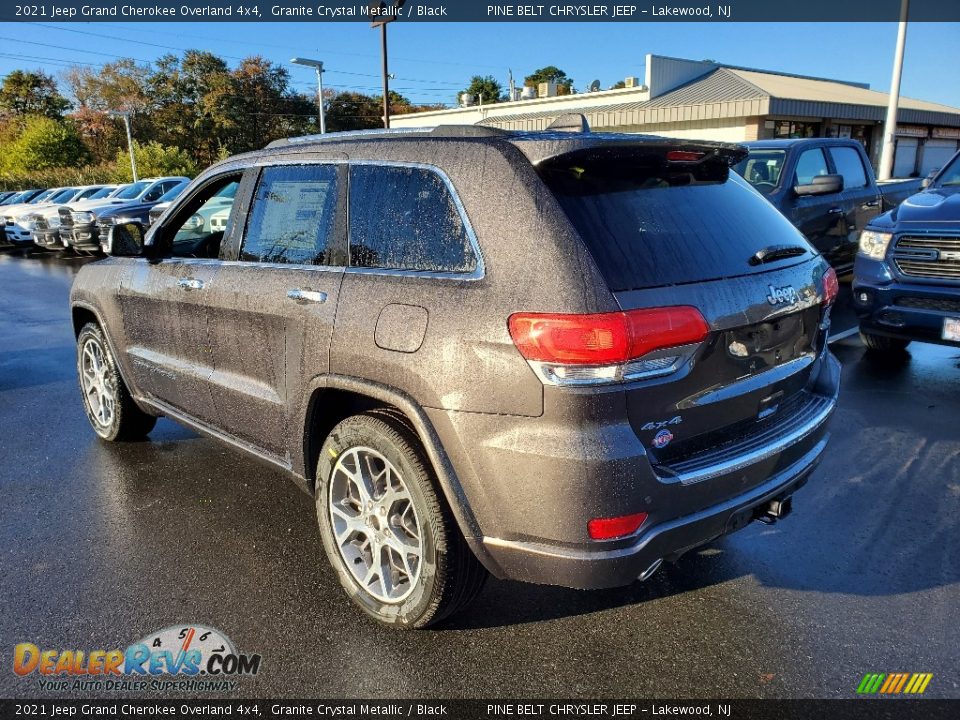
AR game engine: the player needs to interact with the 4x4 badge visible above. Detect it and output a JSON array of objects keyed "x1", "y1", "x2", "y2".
[{"x1": 767, "y1": 284, "x2": 799, "y2": 306}]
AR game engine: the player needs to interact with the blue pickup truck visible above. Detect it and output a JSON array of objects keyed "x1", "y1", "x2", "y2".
[
  {"x1": 853, "y1": 150, "x2": 960, "y2": 354},
  {"x1": 735, "y1": 138, "x2": 921, "y2": 275}
]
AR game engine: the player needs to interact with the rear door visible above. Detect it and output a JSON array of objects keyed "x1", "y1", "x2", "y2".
[
  {"x1": 828, "y1": 144, "x2": 880, "y2": 267},
  {"x1": 198, "y1": 163, "x2": 348, "y2": 462},
  {"x1": 789, "y1": 146, "x2": 851, "y2": 267}
]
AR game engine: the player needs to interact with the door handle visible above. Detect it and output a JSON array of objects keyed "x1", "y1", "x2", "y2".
[
  {"x1": 828, "y1": 207, "x2": 845, "y2": 215},
  {"x1": 287, "y1": 288, "x2": 327, "y2": 304},
  {"x1": 863, "y1": 200, "x2": 880, "y2": 208},
  {"x1": 177, "y1": 277, "x2": 204, "y2": 291}
]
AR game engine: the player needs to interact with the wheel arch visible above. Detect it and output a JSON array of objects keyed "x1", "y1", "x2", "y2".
[{"x1": 299, "y1": 376, "x2": 484, "y2": 547}]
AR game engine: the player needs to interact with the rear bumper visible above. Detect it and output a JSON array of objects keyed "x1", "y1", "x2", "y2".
[
  {"x1": 478, "y1": 439, "x2": 824, "y2": 589},
  {"x1": 452, "y1": 351, "x2": 840, "y2": 589},
  {"x1": 853, "y1": 259, "x2": 960, "y2": 348}
]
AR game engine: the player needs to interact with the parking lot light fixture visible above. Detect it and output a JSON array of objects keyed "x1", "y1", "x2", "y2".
[
  {"x1": 109, "y1": 110, "x2": 138, "y2": 182},
  {"x1": 291, "y1": 57, "x2": 326, "y2": 134}
]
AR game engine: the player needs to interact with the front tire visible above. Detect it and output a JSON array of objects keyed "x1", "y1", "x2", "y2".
[
  {"x1": 77, "y1": 323, "x2": 157, "y2": 441},
  {"x1": 315, "y1": 413, "x2": 486, "y2": 628},
  {"x1": 860, "y1": 330, "x2": 910, "y2": 354}
]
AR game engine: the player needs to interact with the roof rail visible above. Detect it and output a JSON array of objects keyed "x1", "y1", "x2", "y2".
[{"x1": 266, "y1": 124, "x2": 510, "y2": 148}]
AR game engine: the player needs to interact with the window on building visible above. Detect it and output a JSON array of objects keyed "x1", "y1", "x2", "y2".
[
  {"x1": 774, "y1": 120, "x2": 821, "y2": 139},
  {"x1": 348, "y1": 164, "x2": 476, "y2": 273},
  {"x1": 829, "y1": 146, "x2": 868, "y2": 189},
  {"x1": 794, "y1": 148, "x2": 830, "y2": 186},
  {"x1": 240, "y1": 165, "x2": 342, "y2": 266}
]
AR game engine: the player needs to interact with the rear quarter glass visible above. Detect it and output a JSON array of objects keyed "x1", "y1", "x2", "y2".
[{"x1": 543, "y1": 157, "x2": 813, "y2": 291}]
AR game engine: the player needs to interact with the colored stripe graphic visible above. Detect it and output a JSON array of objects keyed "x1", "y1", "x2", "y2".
[{"x1": 857, "y1": 673, "x2": 933, "y2": 694}]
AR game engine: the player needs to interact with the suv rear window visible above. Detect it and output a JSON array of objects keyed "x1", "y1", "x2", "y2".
[{"x1": 542, "y1": 154, "x2": 812, "y2": 291}]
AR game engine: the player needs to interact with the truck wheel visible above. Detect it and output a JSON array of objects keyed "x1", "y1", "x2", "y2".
[
  {"x1": 315, "y1": 413, "x2": 487, "y2": 628},
  {"x1": 860, "y1": 331, "x2": 910, "y2": 354},
  {"x1": 77, "y1": 323, "x2": 157, "y2": 441}
]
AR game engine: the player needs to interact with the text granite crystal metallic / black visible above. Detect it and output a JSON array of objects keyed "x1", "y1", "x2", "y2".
[{"x1": 69, "y1": 120, "x2": 841, "y2": 628}]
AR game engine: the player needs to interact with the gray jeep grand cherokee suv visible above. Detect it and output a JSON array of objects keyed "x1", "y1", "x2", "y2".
[{"x1": 70, "y1": 124, "x2": 841, "y2": 628}]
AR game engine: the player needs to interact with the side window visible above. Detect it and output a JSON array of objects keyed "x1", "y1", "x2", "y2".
[
  {"x1": 163, "y1": 175, "x2": 241, "y2": 259},
  {"x1": 348, "y1": 165, "x2": 476, "y2": 273},
  {"x1": 239, "y1": 164, "x2": 342, "y2": 266},
  {"x1": 829, "y1": 146, "x2": 868, "y2": 189},
  {"x1": 794, "y1": 148, "x2": 830, "y2": 186}
]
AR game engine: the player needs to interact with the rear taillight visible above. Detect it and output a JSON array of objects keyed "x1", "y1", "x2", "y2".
[
  {"x1": 588, "y1": 512, "x2": 648, "y2": 540},
  {"x1": 822, "y1": 267, "x2": 839, "y2": 307},
  {"x1": 508, "y1": 306, "x2": 709, "y2": 386}
]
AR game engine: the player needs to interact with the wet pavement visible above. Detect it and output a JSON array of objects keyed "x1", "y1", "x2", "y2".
[{"x1": 1, "y1": 248, "x2": 958, "y2": 699}]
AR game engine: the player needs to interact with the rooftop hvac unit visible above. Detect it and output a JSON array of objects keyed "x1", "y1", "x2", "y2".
[
  {"x1": 537, "y1": 81, "x2": 558, "y2": 98},
  {"x1": 520, "y1": 86, "x2": 537, "y2": 100},
  {"x1": 624, "y1": 76, "x2": 641, "y2": 88},
  {"x1": 459, "y1": 93, "x2": 475, "y2": 107}
]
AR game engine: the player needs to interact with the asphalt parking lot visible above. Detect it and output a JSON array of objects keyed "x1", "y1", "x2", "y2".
[{"x1": 1, "y1": 249, "x2": 958, "y2": 700}]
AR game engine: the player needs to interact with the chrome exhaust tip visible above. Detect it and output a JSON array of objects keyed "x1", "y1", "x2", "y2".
[{"x1": 638, "y1": 558, "x2": 663, "y2": 582}]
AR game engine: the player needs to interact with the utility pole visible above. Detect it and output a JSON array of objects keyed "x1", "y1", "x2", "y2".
[
  {"x1": 110, "y1": 110, "x2": 138, "y2": 182},
  {"x1": 878, "y1": 0, "x2": 910, "y2": 180},
  {"x1": 370, "y1": 0, "x2": 406, "y2": 129},
  {"x1": 291, "y1": 57, "x2": 326, "y2": 134}
]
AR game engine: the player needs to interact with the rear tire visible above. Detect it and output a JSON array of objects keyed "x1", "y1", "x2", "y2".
[
  {"x1": 860, "y1": 330, "x2": 910, "y2": 354},
  {"x1": 315, "y1": 412, "x2": 486, "y2": 628},
  {"x1": 77, "y1": 323, "x2": 157, "y2": 441}
]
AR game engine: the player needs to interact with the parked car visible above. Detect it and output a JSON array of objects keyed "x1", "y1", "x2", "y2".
[
  {"x1": 93, "y1": 180, "x2": 190, "y2": 251},
  {"x1": 2, "y1": 188, "x2": 71, "y2": 247},
  {"x1": 0, "y1": 189, "x2": 46, "y2": 247},
  {"x1": 72, "y1": 124, "x2": 840, "y2": 628},
  {"x1": 6, "y1": 186, "x2": 108, "y2": 246},
  {"x1": 62, "y1": 177, "x2": 189, "y2": 255},
  {"x1": 735, "y1": 139, "x2": 922, "y2": 275},
  {"x1": 32, "y1": 185, "x2": 120, "y2": 251},
  {"x1": 853, "y1": 149, "x2": 960, "y2": 353}
]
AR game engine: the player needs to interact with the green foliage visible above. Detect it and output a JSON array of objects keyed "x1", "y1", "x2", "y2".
[
  {"x1": 524, "y1": 66, "x2": 575, "y2": 96},
  {"x1": 460, "y1": 76, "x2": 504, "y2": 105},
  {"x1": 0, "y1": 116, "x2": 89, "y2": 176},
  {"x1": 0, "y1": 71, "x2": 70, "y2": 119},
  {"x1": 112, "y1": 141, "x2": 197, "y2": 182}
]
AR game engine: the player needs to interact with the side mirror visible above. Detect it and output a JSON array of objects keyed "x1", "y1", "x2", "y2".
[
  {"x1": 103, "y1": 221, "x2": 145, "y2": 257},
  {"x1": 794, "y1": 174, "x2": 844, "y2": 196}
]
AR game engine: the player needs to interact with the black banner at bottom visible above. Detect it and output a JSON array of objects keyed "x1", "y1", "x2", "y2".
[{"x1": 1, "y1": 699, "x2": 958, "y2": 720}]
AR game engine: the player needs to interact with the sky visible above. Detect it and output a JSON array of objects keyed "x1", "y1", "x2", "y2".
[{"x1": 0, "y1": 21, "x2": 958, "y2": 109}]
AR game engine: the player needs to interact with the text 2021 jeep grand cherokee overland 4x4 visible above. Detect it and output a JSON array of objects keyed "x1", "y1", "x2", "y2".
[{"x1": 70, "y1": 123, "x2": 840, "y2": 628}]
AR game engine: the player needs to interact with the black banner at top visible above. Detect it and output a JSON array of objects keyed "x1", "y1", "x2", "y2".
[{"x1": 1, "y1": 0, "x2": 959, "y2": 23}]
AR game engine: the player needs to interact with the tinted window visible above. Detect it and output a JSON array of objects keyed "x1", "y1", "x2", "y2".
[
  {"x1": 29, "y1": 190, "x2": 56, "y2": 204},
  {"x1": 50, "y1": 189, "x2": 78, "y2": 203},
  {"x1": 115, "y1": 181, "x2": 149, "y2": 200},
  {"x1": 829, "y1": 146, "x2": 868, "y2": 189},
  {"x1": 733, "y1": 150, "x2": 786, "y2": 194},
  {"x1": 795, "y1": 148, "x2": 830, "y2": 186},
  {"x1": 157, "y1": 182, "x2": 187, "y2": 202},
  {"x1": 936, "y1": 152, "x2": 960, "y2": 186},
  {"x1": 87, "y1": 187, "x2": 115, "y2": 200},
  {"x1": 348, "y1": 165, "x2": 475, "y2": 273},
  {"x1": 543, "y1": 159, "x2": 811, "y2": 292},
  {"x1": 240, "y1": 165, "x2": 342, "y2": 266}
]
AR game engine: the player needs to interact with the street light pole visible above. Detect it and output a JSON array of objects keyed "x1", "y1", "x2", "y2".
[
  {"x1": 381, "y1": 23, "x2": 390, "y2": 129},
  {"x1": 878, "y1": 0, "x2": 910, "y2": 180},
  {"x1": 291, "y1": 57, "x2": 326, "y2": 134},
  {"x1": 109, "y1": 110, "x2": 138, "y2": 182}
]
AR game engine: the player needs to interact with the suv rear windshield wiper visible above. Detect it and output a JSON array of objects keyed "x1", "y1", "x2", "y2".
[{"x1": 749, "y1": 244, "x2": 808, "y2": 266}]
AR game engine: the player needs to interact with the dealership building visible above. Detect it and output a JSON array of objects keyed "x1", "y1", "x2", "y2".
[{"x1": 390, "y1": 54, "x2": 960, "y2": 178}]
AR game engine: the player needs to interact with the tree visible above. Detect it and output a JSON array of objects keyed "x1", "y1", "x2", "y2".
[
  {"x1": 325, "y1": 91, "x2": 385, "y2": 132},
  {"x1": 524, "y1": 66, "x2": 574, "y2": 96},
  {"x1": 0, "y1": 115, "x2": 88, "y2": 175},
  {"x1": 0, "y1": 71, "x2": 70, "y2": 119},
  {"x1": 460, "y1": 75, "x2": 503, "y2": 105},
  {"x1": 112, "y1": 141, "x2": 196, "y2": 182},
  {"x1": 610, "y1": 80, "x2": 627, "y2": 90}
]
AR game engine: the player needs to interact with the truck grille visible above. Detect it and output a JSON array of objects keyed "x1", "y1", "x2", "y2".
[
  {"x1": 34, "y1": 216, "x2": 49, "y2": 231},
  {"x1": 58, "y1": 207, "x2": 74, "y2": 229},
  {"x1": 895, "y1": 296, "x2": 960, "y2": 313},
  {"x1": 894, "y1": 236, "x2": 960, "y2": 280}
]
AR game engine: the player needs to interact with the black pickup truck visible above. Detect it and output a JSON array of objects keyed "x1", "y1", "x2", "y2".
[
  {"x1": 736, "y1": 138, "x2": 922, "y2": 274},
  {"x1": 853, "y1": 150, "x2": 960, "y2": 353}
]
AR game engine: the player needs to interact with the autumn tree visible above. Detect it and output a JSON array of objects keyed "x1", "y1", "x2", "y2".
[{"x1": 0, "y1": 70, "x2": 70, "y2": 119}]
